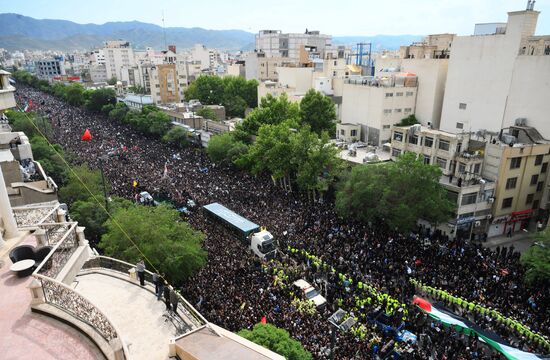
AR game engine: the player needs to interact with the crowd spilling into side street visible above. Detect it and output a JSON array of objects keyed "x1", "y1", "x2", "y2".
[{"x1": 12, "y1": 84, "x2": 550, "y2": 359}]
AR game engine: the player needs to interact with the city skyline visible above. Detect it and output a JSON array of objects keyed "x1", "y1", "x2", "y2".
[{"x1": 2, "y1": 0, "x2": 549, "y2": 37}]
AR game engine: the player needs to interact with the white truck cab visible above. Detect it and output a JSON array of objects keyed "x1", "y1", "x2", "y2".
[{"x1": 249, "y1": 229, "x2": 276, "y2": 260}]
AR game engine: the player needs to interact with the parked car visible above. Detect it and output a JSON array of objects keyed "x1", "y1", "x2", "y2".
[{"x1": 293, "y1": 279, "x2": 327, "y2": 308}]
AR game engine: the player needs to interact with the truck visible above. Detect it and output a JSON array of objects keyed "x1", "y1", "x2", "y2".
[{"x1": 203, "y1": 202, "x2": 277, "y2": 260}]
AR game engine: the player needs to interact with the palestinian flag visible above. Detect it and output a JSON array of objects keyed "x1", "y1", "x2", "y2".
[{"x1": 413, "y1": 296, "x2": 549, "y2": 360}]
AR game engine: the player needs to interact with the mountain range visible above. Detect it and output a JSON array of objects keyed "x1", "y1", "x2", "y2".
[{"x1": 0, "y1": 13, "x2": 423, "y2": 52}]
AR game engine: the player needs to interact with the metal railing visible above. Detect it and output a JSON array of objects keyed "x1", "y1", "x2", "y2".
[
  {"x1": 34, "y1": 222, "x2": 79, "y2": 279},
  {"x1": 36, "y1": 222, "x2": 73, "y2": 245},
  {"x1": 12, "y1": 203, "x2": 59, "y2": 228},
  {"x1": 35, "y1": 274, "x2": 120, "y2": 343},
  {"x1": 82, "y1": 256, "x2": 208, "y2": 330}
]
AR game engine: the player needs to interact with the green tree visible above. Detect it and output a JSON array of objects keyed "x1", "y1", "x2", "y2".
[
  {"x1": 396, "y1": 114, "x2": 420, "y2": 126},
  {"x1": 128, "y1": 85, "x2": 146, "y2": 94},
  {"x1": 521, "y1": 232, "x2": 550, "y2": 286},
  {"x1": 109, "y1": 102, "x2": 130, "y2": 122},
  {"x1": 58, "y1": 163, "x2": 110, "y2": 205},
  {"x1": 107, "y1": 77, "x2": 117, "y2": 85},
  {"x1": 162, "y1": 126, "x2": 189, "y2": 148},
  {"x1": 207, "y1": 132, "x2": 248, "y2": 165},
  {"x1": 238, "y1": 324, "x2": 312, "y2": 360},
  {"x1": 64, "y1": 83, "x2": 85, "y2": 106},
  {"x1": 145, "y1": 110, "x2": 171, "y2": 137},
  {"x1": 239, "y1": 94, "x2": 300, "y2": 138},
  {"x1": 299, "y1": 89, "x2": 336, "y2": 135},
  {"x1": 70, "y1": 196, "x2": 133, "y2": 244},
  {"x1": 336, "y1": 152, "x2": 455, "y2": 232},
  {"x1": 196, "y1": 107, "x2": 218, "y2": 121},
  {"x1": 99, "y1": 205, "x2": 207, "y2": 284},
  {"x1": 85, "y1": 88, "x2": 117, "y2": 113},
  {"x1": 101, "y1": 104, "x2": 115, "y2": 115},
  {"x1": 29, "y1": 136, "x2": 67, "y2": 186},
  {"x1": 6, "y1": 110, "x2": 52, "y2": 139},
  {"x1": 184, "y1": 75, "x2": 224, "y2": 104},
  {"x1": 52, "y1": 82, "x2": 67, "y2": 98}
]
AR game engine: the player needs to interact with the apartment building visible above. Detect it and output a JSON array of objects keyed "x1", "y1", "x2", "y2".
[
  {"x1": 339, "y1": 74, "x2": 418, "y2": 146},
  {"x1": 35, "y1": 57, "x2": 66, "y2": 80},
  {"x1": 244, "y1": 50, "x2": 289, "y2": 81},
  {"x1": 103, "y1": 40, "x2": 135, "y2": 83},
  {"x1": 191, "y1": 44, "x2": 219, "y2": 71},
  {"x1": 440, "y1": 5, "x2": 550, "y2": 138},
  {"x1": 255, "y1": 29, "x2": 332, "y2": 63},
  {"x1": 482, "y1": 126, "x2": 550, "y2": 237},
  {"x1": 375, "y1": 34, "x2": 455, "y2": 129},
  {"x1": 390, "y1": 125, "x2": 495, "y2": 240},
  {"x1": 150, "y1": 64, "x2": 180, "y2": 105}
]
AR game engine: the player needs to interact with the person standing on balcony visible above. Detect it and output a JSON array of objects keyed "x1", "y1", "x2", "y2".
[
  {"x1": 136, "y1": 259, "x2": 146, "y2": 286},
  {"x1": 164, "y1": 283, "x2": 171, "y2": 310},
  {"x1": 152, "y1": 271, "x2": 160, "y2": 296},
  {"x1": 170, "y1": 287, "x2": 179, "y2": 313}
]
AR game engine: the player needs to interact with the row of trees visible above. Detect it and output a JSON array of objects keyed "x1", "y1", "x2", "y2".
[
  {"x1": 12, "y1": 70, "x2": 117, "y2": 113},
  {"x1": 184, "y1": 75, "x2": 258, "y2": 118}
]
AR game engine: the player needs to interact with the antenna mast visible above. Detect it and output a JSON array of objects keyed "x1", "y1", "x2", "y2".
[{"x1": 162, "y1": 10, "x2": 167, "y2": 50}]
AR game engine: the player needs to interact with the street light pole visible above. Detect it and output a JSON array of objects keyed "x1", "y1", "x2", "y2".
[
  {"x1": 329, "y1": 326, "x2": 336, "y2": 360},
  {"x1": 98, "y1": 156, "x2": 109, "y2": 212}
]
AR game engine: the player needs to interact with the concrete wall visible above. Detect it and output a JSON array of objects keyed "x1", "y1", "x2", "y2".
[
  {"x1": 276, "y1": 67, "x2": 313, "y2": 93},
  {"x1": 440, "y1": 11, "x2": 539, "y2": 134},
  {"x1": 502, "y1": 55, "x2": 550, "y2": 138}
]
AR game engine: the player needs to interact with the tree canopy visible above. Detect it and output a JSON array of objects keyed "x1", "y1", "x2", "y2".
[
  {"x1": 184, "y1": 75, "x2": 258, "y2": 117},
  {"x1": 99, "y1": 204, "x2": 207, "y2": 284},
  {"x1": 59, "y1": 163, "x2": 110, "y2": 205},
  {"x1": 162, "y1": 126, "x2": 189, "y2": 148},
  {"x1": 85, "y1": 88, "x2": 117, "y2": 113},
  {"x1": 336, "y1": 152, "x2": 455, "y2": 232},
  {"x1": 238, "y1": 324, "x2": 312, "y2": 360},
  {"x1": 299, "y1": 89, "x2": 336, "y2": 135},
  {"x1": 29, "y1": 136, "x2": 68, "y2": 186},
  {"x1": 521, "y1": 231, "x2": 550, "y2": 286},
  {"x1": 196, "y1": 107, "x2": 218, "y2": 121},
  {"x1": 396, "y1": 114, "x2": 420, "y2": 126},
  {"x1": 206, "y1": 132, "x2": 248, "y2": 165}
]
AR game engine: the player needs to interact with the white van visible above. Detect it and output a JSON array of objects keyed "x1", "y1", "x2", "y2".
[{"x1": 293, "y1": 279, "x2": 327, "y2": 308}]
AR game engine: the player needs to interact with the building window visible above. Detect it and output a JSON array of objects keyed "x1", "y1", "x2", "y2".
[
  {"x1": 456, "y1": 122, "x2": 464, "y2": 129},
  {"x1": 526, "y1": 193, "x2": 534, "y2": 205},
  {"x1": 350, "y1": 130, "x2": 357, "y2": 137},
  {"x1": 395, "y1": 108, "x2": 402, "y2": 113},
  {"x1": 510, "y1": 157, "x2": 522, "y2": 169},
  {"x1": 393, "y1": 132, "x2": 403, "y2": 141},
  {"x1": 458, "y1": 163, "x2": 466, "y2": 174},
  {"x1": 438, "y1": 139, "x2": 450, "y2": 151},
  {"x1": 384, "y1": 109, "x2": 392, "y2": 114},
  {"x1": 385, "y1": 92, "x2": 394, "y2": 97},
  {"x1": 542, "y1": 162, "x2": 548, "y2": 173},
  {"x1": 396, "y1": 92, "x2": 403, "y2": 97},
  {"x1": 340, "y1": 129, "x2": 345, "y2": 136},
  {"x1": 502, "y1": 197, "x2": 513, "y2": 209},
  {"x1": 383, "y1": 125, "x2": 391, "y2": 129},
  {"x1": 424, "y1": 155, "x2": 430, "y2": 165},
  {"x1": 459, "y1": 103, "x2": 467, "y2": 110},
  {"x1": 537, "y1": 181, "x2": 544, "y2": 192},
  {"x1": 406, "y1": 91, "x2": 414, "y2": 96},
  {"x1": 506, "y1": 177, "x2": 517, "y2": 189},
  {"x1": 535, "y1": 154, "x2": 544, "y2": 166},
  {"x1": 409, "y1": 135, "x2": 418, "y2": 145},
  {"x1": 531, "y1": 174, "x2": 539, "y2": 185},
  {"x1": 436, "y1": 157, "x2": 447, "y2": 169},
  {"x1": 461, "y1": 192, "x2": 477, "y2": 206},
  {"x1": 424, "y1": 137, "x2": 434, "y2": 147},
  {"x1": 473, "y1": 163, "x2": 481, "y2": 174},
  {"x1": 404, "y1": 108, "x2": 412, "y2": 113},
  {"x1": 392, "y1": 148, "x2": 402, "y2": 157}
]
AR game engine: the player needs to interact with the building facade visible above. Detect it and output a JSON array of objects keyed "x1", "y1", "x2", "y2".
[
  {"x1": 255, "y1": 30, "x2": 332, "y2": 63},
  {"x1": 103, "y1": 41, "x2": 135, "y2": 83},
  {"x1": 35, "y1": 58, "x2": 66, "y2": 80},
  {"x1": 150, "y1": 64, "x2": 180, "y2": 105}
]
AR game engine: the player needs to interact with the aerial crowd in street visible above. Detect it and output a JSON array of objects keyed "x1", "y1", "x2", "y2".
[{"x1": 15, "y1": 85, "x2": 550, "y2": 359}]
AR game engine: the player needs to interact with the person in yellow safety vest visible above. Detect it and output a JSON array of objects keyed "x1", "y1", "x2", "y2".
[{"x1": 358, "y1": 281, "x2": 363, "y2": 290}]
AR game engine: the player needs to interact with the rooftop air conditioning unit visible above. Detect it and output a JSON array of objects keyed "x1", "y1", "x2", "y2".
[{"x1": 515, "y1": 118, "x2": 527, "y2": 126}]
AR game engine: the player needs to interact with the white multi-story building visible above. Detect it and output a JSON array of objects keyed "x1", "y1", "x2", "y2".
[
  {"x1": 103, "y1": 41, "x2": 135, "y2": 83},
  {"x1": 339, "y1": 74, "x2": 418, "y2": 145},
  {"x1": 255, "y1": 30, "x2": 332, "y2": 63},
  {"x1": 439, "y1": 4, "x2": 550, "y2": 138},
  {"x1": 190, "y1": 44, "x2": 218, "y2": 71}
]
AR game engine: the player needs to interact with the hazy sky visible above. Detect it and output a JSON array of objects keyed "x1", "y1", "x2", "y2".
[{"x1": 2, "y1": 0, "x2": 549, "y2": 36}]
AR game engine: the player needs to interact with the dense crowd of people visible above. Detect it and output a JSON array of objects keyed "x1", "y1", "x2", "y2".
[{"x1": 14, "y1": 85, "x2": 550, "y2": 359}]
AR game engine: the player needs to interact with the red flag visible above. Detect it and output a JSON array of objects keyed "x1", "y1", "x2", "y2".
[
  {"x1": 260, "y1": 316, "x2": 267, "y2": 324},
  {"x1": 81, "y1": 129, "x2": 92, "y2": 141},
  {"x1": 28, "y1": 100, "x2": 33, "y2": 110}
]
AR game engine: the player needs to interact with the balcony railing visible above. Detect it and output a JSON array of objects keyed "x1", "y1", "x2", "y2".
[
  {"x1": 34, "y1": 274, "x2": 120, "y2": 343},
  {"x1": 34, "y1": 222, "x2": 79, "y2": 279},
  {"x1": 12, "y1": 203, "x2": 59, "y2": 228},
  {"x1": 82, "y1": 256, "x2": 207, "y2": 330}
]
